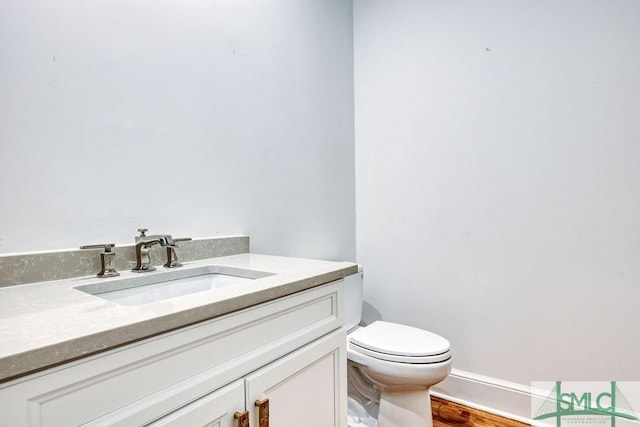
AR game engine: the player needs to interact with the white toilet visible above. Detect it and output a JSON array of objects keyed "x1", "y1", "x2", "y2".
[{"x1": 344, "y1": 269, "x2": 452, "y2": 427}]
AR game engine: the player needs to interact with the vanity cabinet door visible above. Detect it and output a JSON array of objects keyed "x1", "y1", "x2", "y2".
[
  {"x1": 245, "y1": 329, "x2": 347, "y2": 427},
  {"x1": 147, "y1": 379, "x2": 245, "y2": 427}
]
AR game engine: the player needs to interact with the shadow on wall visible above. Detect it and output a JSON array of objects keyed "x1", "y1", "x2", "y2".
[{"x1": 362, "y1": 301, "x2": 383, "y2": 326}]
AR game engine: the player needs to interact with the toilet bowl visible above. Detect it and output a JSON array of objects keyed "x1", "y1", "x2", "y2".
[{"x1": 344, "y1": 270, "x2": 452, "y2": 427}]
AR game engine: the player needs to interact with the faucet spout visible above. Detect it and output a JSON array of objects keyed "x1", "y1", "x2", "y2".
[
  {"x1": 136, "y1": 234, "x2": 174, "y2": 247},
  {"x1": 132, "y1": 231, "x2": 174, "y2": 272}
]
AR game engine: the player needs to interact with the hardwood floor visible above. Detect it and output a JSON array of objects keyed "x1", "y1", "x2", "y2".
[{"x1": 431, "y1": 396, "x2": 530, "y2": 427}]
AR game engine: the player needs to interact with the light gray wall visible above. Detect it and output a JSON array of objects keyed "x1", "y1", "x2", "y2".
[
  {"x1": 0, "y1": 0, "x2": 355, "y2": 261},
  {"x1": 354, "y1": 0, "x2": 640, "y2": 385}
]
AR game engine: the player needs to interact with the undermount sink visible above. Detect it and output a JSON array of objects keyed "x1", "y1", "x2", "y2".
[{"x1": 74, "y1": 265, "x2": 275, "y2": 306}]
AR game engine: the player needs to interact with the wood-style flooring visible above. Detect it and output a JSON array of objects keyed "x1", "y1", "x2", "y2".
[{"x1": 431, "y1": 396, "x2": 530, "y2": 427}]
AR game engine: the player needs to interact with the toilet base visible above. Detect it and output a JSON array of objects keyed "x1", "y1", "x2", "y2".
[
  {"x1": 347, "y1": 396, "x2": 378, "y2": 427},
  {"x1": 377, "y1": 388, "x2": 433, "y2": 427}
]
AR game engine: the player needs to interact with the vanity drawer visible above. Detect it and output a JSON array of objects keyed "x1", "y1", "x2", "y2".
[{"x1": 0, "y1": 280, "x2": 344, "y2": 427}]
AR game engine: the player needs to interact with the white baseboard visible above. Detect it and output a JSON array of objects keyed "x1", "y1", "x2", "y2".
[{"x1": 431, "y1": 368, "x2": 548, "y2": 426}]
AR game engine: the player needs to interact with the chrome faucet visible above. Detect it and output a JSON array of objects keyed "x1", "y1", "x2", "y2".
[{"x1": 132, "y1": 228, "x2": 175, "y2": 272}]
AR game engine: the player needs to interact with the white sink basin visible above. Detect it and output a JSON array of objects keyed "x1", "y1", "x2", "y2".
[{"x1": 75, "y1": 265, "x2": 274, "y2": 306}]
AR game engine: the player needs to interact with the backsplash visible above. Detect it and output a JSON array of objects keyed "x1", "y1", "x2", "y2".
[{"x1": 0, "y1": 236, "x2": 249, "y2": 288}]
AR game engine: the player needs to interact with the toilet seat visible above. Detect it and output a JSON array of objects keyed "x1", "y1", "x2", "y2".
[{"x1": 349, "y1": 321, "x2": 451, "y2": 364}]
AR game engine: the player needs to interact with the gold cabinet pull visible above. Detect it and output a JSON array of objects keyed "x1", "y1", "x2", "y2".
[
  {"x1": 255, "y1": 398, "x2": 269, "y2": 427},
  {"x1": 234, "y1": 410, "x2": 249, "y2": 427}
]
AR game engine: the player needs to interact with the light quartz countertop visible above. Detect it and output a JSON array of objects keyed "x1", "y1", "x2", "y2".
[{"x1": 0, "y1": 253, "x2": 357, "y2": 383}]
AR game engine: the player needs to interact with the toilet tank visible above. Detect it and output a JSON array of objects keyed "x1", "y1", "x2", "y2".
[{"x1": 344, "y1": 266, "x2": 364, "y2": 331}]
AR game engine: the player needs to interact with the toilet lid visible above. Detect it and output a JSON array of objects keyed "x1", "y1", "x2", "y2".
[{"x1": 349, "y1": 321, "x2": 450, "y2": 360}]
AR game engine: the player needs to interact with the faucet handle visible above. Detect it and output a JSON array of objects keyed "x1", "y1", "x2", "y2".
[
  {"x1": 80, "y1": 244, "x2": 119, "y2": 278},
  {"x1": 80, "y1": 243, "x2": 115, "y2": 252},
  {"x1": 163, "y1": 237, "x2": 192, "y2": 268},
  {"x1": 137, "y1": 228, "x2": 148, "y2": 237}
]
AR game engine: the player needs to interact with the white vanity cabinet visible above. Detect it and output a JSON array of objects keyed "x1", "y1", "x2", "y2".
[
  {"x1": 151, "y1": 331, "x2": 344, "y2": 427},
  {"x1": 0, "y1": 280, "x2": 347, "y2": 427}
]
